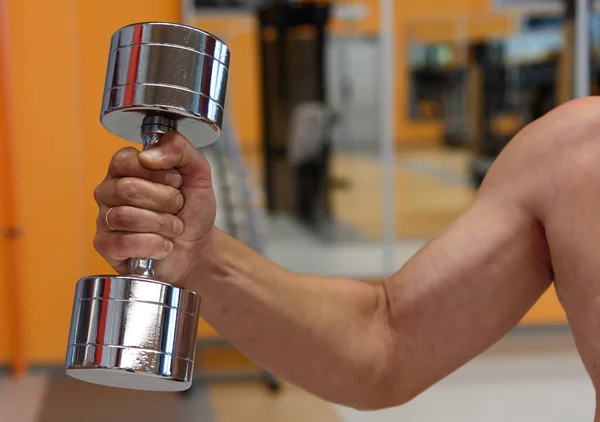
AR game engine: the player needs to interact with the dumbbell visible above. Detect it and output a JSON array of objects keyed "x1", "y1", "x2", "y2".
[{"x1": 64, "y1": 22, "x2": 230, "y2": 392}]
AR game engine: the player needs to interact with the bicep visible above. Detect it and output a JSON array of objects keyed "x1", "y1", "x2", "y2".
[{"x1": 381, "y1": 194, "x2": 552, "y2": 400}]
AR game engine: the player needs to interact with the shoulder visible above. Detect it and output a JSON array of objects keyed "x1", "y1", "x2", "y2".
[{"x1": 476, "y1": 96, "x2": 600, "y2": 218}]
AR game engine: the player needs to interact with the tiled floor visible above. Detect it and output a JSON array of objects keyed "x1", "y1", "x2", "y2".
[
  {"x1": 331, "y1": 148, "x2": 476, "y2": 239},
  {"x1": 210, "y1": 382, "x2": 340, "y2": 422},
  {"x1": 38, "y1": 375, "x2": 214, "y2": 422},
  {"x1": 0, "y1": 374, "x2": 49, "y2": 422}
]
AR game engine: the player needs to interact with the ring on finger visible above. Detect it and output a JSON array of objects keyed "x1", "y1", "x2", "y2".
[{"x1": 105, "y1": 207, "x2": 117, "y2": 231}]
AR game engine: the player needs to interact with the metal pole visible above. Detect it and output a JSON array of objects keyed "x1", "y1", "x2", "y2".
[
  {"x1": 180, "y1": 0, "x2": 195, "y2": 26},
  {"x1": 574, "y1": 0, "x2": 591, "y2": 97},
  {"x1": 0, "y1": 0, "x2": 26, "y2": 378},
  {"x1": 455, "y1": 16, "x2": 469, "y2": 144},
  {"x1": 379, "y1": 0, "x2": 397, "y2": 275}
]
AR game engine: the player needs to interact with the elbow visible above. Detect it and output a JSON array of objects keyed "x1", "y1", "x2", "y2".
[
  {"x1": 342, "y1": 370, "x2": 423, "y2": 411},
  {"x1": 345, "y1": 399, "x2": 410, "y2": 413},
  {"x1": 311, "y1": 347, "x2": 421, "y2": 411},
  {"x1": 335, "y1": 304, "x2": 421, "y2": 410},
  {"x1": 317, "y1": 281, "x2": 425, "y2": 412},
  {"x1": 338, "y1": 379, "x2": 421, "y2": 412},
  {"x1": 342, "y1": 283, "x2": 424, "y2": 411}
]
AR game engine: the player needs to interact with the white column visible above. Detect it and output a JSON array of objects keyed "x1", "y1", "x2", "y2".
[
  {"x1": 180, "y1": 0, "x2": 195, "y2": 26},
  {"x1": 379, "y1": 0, "x2": 397, "y2": 275},
  {"x1": 574, "y1": 0, "x2": 591, "y2": 98}
]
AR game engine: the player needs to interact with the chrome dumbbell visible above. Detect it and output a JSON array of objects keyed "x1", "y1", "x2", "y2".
[{"x1": 65, "y1": 22, "x2": 230, "y2": 392}]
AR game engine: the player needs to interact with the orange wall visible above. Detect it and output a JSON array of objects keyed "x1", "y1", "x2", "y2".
[
  {"x1": 2, "y1": 0, "x2": 76, "y2": 366},
  {"x1": 4, "y1": 0, "x2": 180, "y2": 365},
  {"x1": 6, "y1": 0, "x2": 91, "y2": 365},
  {"x1": 521, "y1": 286, "x2": 566, "y2": 325}
]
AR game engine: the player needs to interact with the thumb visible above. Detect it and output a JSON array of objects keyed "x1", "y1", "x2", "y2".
[{"x1": 138, "y1": 131, "x2": 213, "y2": 189}]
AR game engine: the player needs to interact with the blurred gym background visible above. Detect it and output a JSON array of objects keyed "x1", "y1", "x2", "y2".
[{"x1": 0, "y1": 0, "x2": 598, "y2": 420}]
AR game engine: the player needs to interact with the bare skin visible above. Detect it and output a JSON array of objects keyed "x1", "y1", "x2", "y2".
[{"x1": 93, "y1": 96, "x2": 600, "y2": 417}]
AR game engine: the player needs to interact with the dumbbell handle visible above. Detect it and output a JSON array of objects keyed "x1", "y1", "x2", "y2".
[{"x1": 127, "y1": 114, "x2": 178, "y2": 278}]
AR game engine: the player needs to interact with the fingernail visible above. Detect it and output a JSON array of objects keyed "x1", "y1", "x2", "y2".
[
  {"x1": 140, "y1": 149, "x2": 162, "y2": 161},
  {"x1": 166, "y1": 172, "x2": 182, "y2": 188},
  {"x1": 173, "y1": 219, "x2": 184, "y2": 235},
  {"x1": 164, "y1": 239, "x2": 173, "y2": 253},
  {"x1": 175, "y1": 194, "x2": 184, "y2": 210}
]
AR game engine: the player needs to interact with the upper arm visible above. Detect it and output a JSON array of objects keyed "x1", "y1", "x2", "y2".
[{"x1": 378, "y1": 123, "x2": 556, "y2": 403}]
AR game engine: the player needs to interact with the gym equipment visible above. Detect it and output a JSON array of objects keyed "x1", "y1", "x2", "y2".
[
  {"x1": 257, "y1": 3, "x2": 332, "y2": 225},
  {"x1": 64, "y1": 22, "x2": 230, "y2": 392}
]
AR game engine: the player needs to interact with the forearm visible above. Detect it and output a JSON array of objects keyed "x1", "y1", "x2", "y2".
[{"x1": 185, "y1": 228, "x2": 393, "y2": 409}]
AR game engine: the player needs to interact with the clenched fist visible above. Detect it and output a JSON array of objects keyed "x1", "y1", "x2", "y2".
[{"x1": 93, "y1": 131, "x2": 216, "y2": 284}]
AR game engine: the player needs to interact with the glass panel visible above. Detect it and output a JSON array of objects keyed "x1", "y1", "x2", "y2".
[
  {"x1": 401, "y1": 10, "x2": 566, "y2": 238},
  {"x1": 592, "y1": 1, "x2": 600, "y2": 92},
  {"x1": 192, "y1": 3, "x2": 391, "y2": 279},
  {"x1": 402, "y1": 19, "x2": 476, "y2": 240}
]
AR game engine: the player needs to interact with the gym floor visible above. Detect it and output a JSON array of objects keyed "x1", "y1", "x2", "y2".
[
  {"x1": 0, "y1": 331, "x2": 593, "y2": 422},
  {"x1": 1, "y1": 146, "x2": 592, "y2": 421},
  {"x1": 331, "y1": 146, "x2": 475, "y2": 239}
]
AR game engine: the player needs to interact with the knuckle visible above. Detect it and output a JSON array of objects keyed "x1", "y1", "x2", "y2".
[
  {"x1": 159, "y1": 214, "x2": 173, "y2": 233},
  {"x1": 112, "y1": 233, "x2": 130, "y2": 255},
  {"x1": 173, "y1": 132, "x2": 186, "y2": 149},
  {"x1": 165, "y1": 131, "x2": 186, "y2": 153},
  {"x1": 115, "y1": 178, "x2": 139, "y2": 202},
  {"x1": 155, "y1": 187, "x2": 178, "y2": 212},
  {"x1": 137, "y1": 234, "x2": 165, "y2": 259},
  {"x1": 110, "y1": 148, "x2": 136, "y2": 174},
  {"x1": 111, "y1": 207, "x2": 136, "y2": 230},
  {"x1": 93, "y1": 233, "x2": 123, "y2": 258},
  {"x1": 92, "y1": 234, "x2": 104, "y2": 254},
  {"x1": 93, "y1": 185, "x2": 102, "y2": 204}
]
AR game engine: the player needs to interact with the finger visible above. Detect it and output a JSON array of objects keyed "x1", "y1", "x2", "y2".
[
  {"x1": 138, "y1": 131, "x2": 212, "y2": 189},
  {"x1": 94, "y1": 177, "x2": 185, "y2": 214},
  {"x1": 100, "y1": 205, "x2": 184, "y2": 239},
  {"x1": 93, "y1": 232, "x2": 173, "y2": 265},
  {"x1": 107, "y1": 147, "x2": 183, "y2": 188}
]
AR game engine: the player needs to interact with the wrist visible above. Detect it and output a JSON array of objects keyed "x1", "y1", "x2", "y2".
[{"x1": 181, "y1": 227, "x2": 232, "y2": 293}]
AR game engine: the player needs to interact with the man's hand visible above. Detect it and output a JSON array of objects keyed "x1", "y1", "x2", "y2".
[{"x1": 93, "y1": 131, "x2": 216, "y2": 285}]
